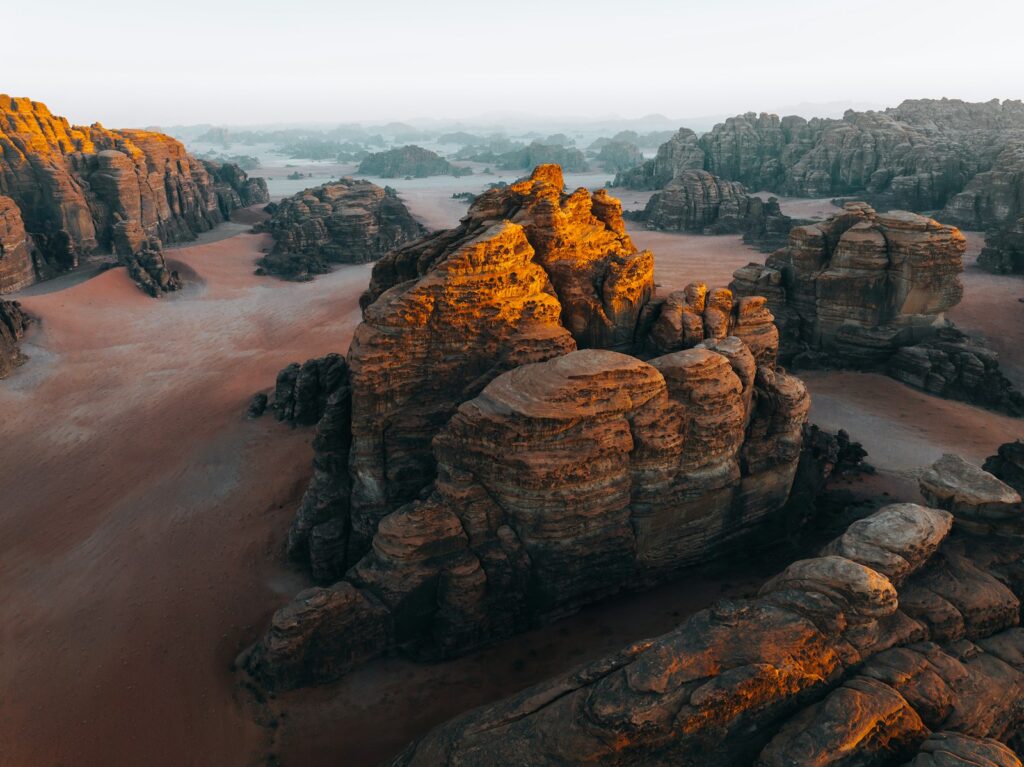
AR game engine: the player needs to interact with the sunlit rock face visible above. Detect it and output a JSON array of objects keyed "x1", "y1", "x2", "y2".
[
  {"x1": 0, "y1": 94, "x2": 264, "y2": 290},
  {"x1": 256, "y1": 179, "x2": 426, "y2": 280},
  {"x1": 389, "y1": 456, "x2": 1024, "y2": 766},
  {"x1": 0, "y1": 299, "x2": 30, "y2": 378}
]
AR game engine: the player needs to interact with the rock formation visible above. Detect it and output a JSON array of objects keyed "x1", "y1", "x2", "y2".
[
  {"x1": 594, "y1": 140, "x2": 642, "y2": 174},
  {"x1": 730, "y1": 202, "x2": 1024, "y2": 414},
  {"x1": 242, "y1": 336, "x2": 814, "y2": 689},
  {"x1": 979, "y1": 217, "x2": 1024, "y2": 275},
  {"x1": 202, "y1": 160, "x2": 269, "y2": 215},
  {"x1": 637, "y1": 170, "x2": 795, "y2": 251},
  {"x1": 984, "y1": 441, "x2": 1024, "y2": 497},
  {"x1": 0, "y1": 94, "x2": 265, "y2": 291},
  {"x1": 357, "y1": 145, "x2": 469, "y2": 178},
  {"x1": 239, "y1": 167, "x2": 838, "y2": 691},
  {"x1": 619, "y1": 99, "x2": 1024, "y2": 235},
  {"x1": 0, "y1": 196, "x2": 36, "y2": 292},
  {"x1": 255, "y1": 180, "x2": 426, "y2": 280},
  {"x1": 389, "y1": 452, "x2": 1024, "y2": 766},
  {"x1": 613, "y1": 128, "x2": 705, "y2": 190},
  {"x1": 112, "y1": 220, "x2": 180, "y2": 297},
  {"x1": 0, "y1": 299, "x2": 29, "y2": 378}
]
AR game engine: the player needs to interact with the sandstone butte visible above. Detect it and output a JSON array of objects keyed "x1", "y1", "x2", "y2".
[
  {"x1": 0, "y1": 94, "x2": 268, "y2": 295},
  {"x1": 731, "y1": 202, "x2": 1024, "y2": 415},
  {"x1": 239, "y1": 165, "x2": 831, "y2": 692},
  {"x1": 390, "y1": 454, "x2": 1024, "y2": 766},
  {"x1": 254, "y1": 178, "x2": 426, "y2": 281}
]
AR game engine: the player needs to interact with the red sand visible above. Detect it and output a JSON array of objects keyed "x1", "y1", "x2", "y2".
[{"x1": 3, "y1": 199, "x2": 1023, "y2": 767}]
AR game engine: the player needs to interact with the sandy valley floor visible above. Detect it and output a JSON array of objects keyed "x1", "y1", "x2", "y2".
[{"x1": 2, "y1": 187, "x2": 1022, "y2": 766}]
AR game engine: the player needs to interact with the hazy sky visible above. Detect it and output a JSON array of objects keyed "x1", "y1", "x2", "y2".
[{"x1": 8, "y1": 0, "x2": 1022, "y2": 127}]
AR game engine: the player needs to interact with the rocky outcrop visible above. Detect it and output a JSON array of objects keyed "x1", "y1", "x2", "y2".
[
  {"x1": 357, "y1": 145, "x2": 469, "y2": 178},
  {"x1": 613, "y1": 128, "x2": 704, "y2": 189},
  {"x1": 0, "y1": 196, "x2": 36, "y2": 292},
  {"x1": 731, "y1": 203, "x2": 1024, "y2": 414},
  {"x1": 0, "y1": 299, "x2": 29, "y2": 378},
  {"x1": 255, "y1": 180, "x2": 426, "y2": 280},
  {"x1": 243, "y1": 334, "x2": 815, "y2": 689},
  {"x1": 638, "y1": 170, "x2": 795, "y2": 250},
  {"x1": 621, "y1": 99, "x2": 1024, "y2": 231},
  {"x1": 984, "y1": 441, "x2": 1024, "y2": 497},
  {"x1": 979, "y1": 217, "x2": 1024, "y2": 275},
  {"x1": 0, "y1": 94, "x2": 263, "y2": 290},
  {"x1": 389, "y1": 453, "x2": 1024, "y2": 766},
  {"x1": 112, "y1": 220, "x2": 180, "y2": 297},
  {"x1": 202, "y1": 159, "x2": 269, "y2": 215},
  {"x1": 888, "y1": 327, "x2": 1024, "y2": 416},
  {"x1": 594, "y1": 140, "x2": 642, "y2": 174},
  {"x1": 732, "y1": 203, "x2": 965, "y2": 365}
]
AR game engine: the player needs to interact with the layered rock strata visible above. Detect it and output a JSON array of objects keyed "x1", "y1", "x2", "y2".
[
  {"x1": 243, "y1": 336, "x2": 812, "y2": 690},
  {"x1": 255, "y1": 179, "x2": 425, "y2": 280},
  {"x1": 637, "y1": 170, "x2": 795, "y2": 251},
  {"x1": 0, "y1": 195, "x2": 36, "y2": 292},
  {"x1": 0, "y1": 94, "x2": 263, "y2": 290},
  {"x1": 390, "y1": 454, "x2": 1024, "y2": 766},
  {"x1": 0, "y1": 299, "x2": 29, "y2": 378},
  {"x1": 731, "y1": 202, "x2": 1024, "y2": 413}
]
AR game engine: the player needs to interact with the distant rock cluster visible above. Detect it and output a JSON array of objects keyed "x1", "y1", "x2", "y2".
[
  {"x1": 255, "y1": 179, "x2": 426, "y2": 280},
  {"x1": 0, "y1": 94, "x2": 267, "y2": 295},
  {"x1": 392, "y1": 454, "x2": 1024, "y2": 766}
]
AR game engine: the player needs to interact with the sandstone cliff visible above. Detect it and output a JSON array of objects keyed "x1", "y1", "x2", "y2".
[
  {"x1": 390, "y1": 453, "x2": 1024, "y2": 766},
  {"x1": 979, "y1": 216, "x2": 1024, "y2": 275},
  {"x1": 256, "y1": 179, "x2": 426, "y2": 280},
  {"x1": 0, "y1": 94, "x2": 265, "y2": 292}
]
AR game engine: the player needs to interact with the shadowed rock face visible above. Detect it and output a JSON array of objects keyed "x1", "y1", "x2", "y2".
[
  {"x1": 979, "y1": 216, "x2": 1024, "y2": 275},
  {"x1": 639, "y1": 170, "x2": 794, "y2": 248},
  {"x1": 389, "y1": 455, "x2": 1024, "y2": 766},
  {"x1": 255, "y1": 179, "x2": 426, "y2": 280},
  {"x1": 731, "y1": 202, "x2": 965, "y2": 366},
  {"x1": 0, "y1": 196, "x2": 36, "y2": 292},
  {"x1": 620, "y1": 99, "x2": 1024, "y2": 224},
  {"x1": 357, "y1": 145, "x2": 466, "y2": 178},
  {"x1": 730, "y1": 202, "x2": 1024, "y2": 414},
  {"x1": 0, "y1": 299, "x2": 29, "y2": 378},
  {"x1": 0, "y1": 94, "x2": 265, "y2": 291}
]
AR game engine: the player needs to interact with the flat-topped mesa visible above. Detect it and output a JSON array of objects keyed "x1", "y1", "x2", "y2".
[
  {"x1": 0, "y1": 94, "x2": 266, "y2": 291},
  {"x1": 732, "y1": 202, "x2": 966, "y2": 366},
  {"x1": 244, "y1": 337, "x2": 812, "y2": 689},
  {"x1": 0, "y1": 299, "x2": 30, "y2": 378},
  {"x1": 255, "y1": 179, "x2": 426, "y2": 281},
  {"x1": 390, "y1": 467, "x2": 1024, "y2": 766},
  {"x1": 362, "y1": 164, "x2": 654, "y2": 352}
]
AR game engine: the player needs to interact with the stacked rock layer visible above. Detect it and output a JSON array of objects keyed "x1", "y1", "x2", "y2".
[
  {"x1": 256, "y1": 179, "x2": 426, "y2": 280},
  {"x1": 392, "y1": 454, "x2": 1024, "y2": 767}
]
